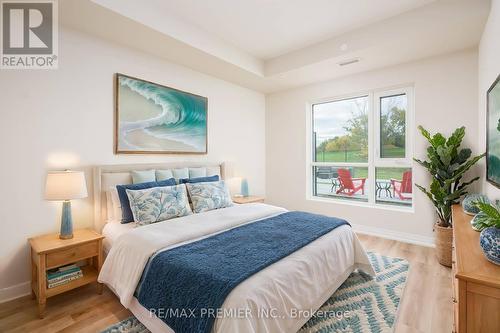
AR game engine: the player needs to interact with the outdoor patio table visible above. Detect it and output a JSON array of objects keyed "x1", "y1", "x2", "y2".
[
  {"x1": 375, "y1": 179, "x2": 392, "y2": 198},
  {"x1": 330, "y1": 177, "x2": 340, "y2": 192}
]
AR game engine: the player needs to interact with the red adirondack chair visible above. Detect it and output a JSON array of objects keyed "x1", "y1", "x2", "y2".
[
  {"x1": 336, "y1": 169, "x2": 366, "y2": 196},
  {"x1": 391, "y1": 171, "x2": 412, "y2": 200}
]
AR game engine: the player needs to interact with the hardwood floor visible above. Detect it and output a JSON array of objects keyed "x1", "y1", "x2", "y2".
[
  {"x1": 0, "y1": 234, "x2": 452, "y2": 333},
  {"x1": 357, "y1": 234, "x2": 453, "y2": 333}
]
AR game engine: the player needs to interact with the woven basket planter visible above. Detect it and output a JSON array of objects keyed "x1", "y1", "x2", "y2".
[{"x1": 434, "y1": 223, "x2": 453, "y2": 267}]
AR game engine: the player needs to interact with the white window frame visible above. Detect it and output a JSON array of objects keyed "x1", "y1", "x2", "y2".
[
  {"x1": 374, "y1": 87, "x2": 413, "y2": 166},
  {"x1": 306, "y1": 85, "x2": 414, "y2": 211}
]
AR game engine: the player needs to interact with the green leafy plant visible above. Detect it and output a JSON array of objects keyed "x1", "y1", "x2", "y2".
[
  {"x1": 473, "y1": 201, "x2": 500, "y2": 230},
  {"x1": 414, "y1": 126, "x2": 485, "y2": 227}
]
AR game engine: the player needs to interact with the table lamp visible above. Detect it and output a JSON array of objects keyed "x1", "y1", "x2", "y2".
[
  {"x1": 240, "y1": 178, "x2": 249, "y2": 197},
  {"x1": 45, "y1": 171, "x2": 88, "y2": 239}
]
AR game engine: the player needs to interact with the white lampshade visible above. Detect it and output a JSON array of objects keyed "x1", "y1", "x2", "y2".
[{"x1": 45, "y1": 171, "x2": 88, "y2": 201}]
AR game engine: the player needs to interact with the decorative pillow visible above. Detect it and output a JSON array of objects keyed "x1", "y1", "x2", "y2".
[
  {"x1": 206, "y1": 167, "x2": 221, "y2": 178},
  {"x1": 172, "y1": 168, "x2": 189, "y2": 182},
  {"x1": 156, "y1": 169, "x2": 174, "y2": 181},
  {"x1": 116, "y1": 178, "x2": 176, "y2": 223},
  {"x1": 179, "y1": 175, "x2": 220, "y2": 184},
  {"x1": 126, "y1": 184, "x2": 192, "y2": 226},
  {"x1": 186, "y1": 180, "x2": 233, "y2": 213},
  {"x1": 131, "y1": 170, "x2": 156, "y2": 184},
  {"x1": 189, "y1": 167, "x2": 207, "y2": 178}
]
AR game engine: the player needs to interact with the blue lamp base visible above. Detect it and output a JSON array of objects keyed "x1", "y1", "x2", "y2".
[
  {"x1": 60, "y1": 201, "x2": 74, "y2": 239},
  {"x1": 241, "y1": 178, "x2": 249, "y2": 197}
]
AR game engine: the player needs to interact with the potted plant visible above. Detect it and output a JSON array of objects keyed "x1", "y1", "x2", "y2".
[
  {"x1": 471, "y1": 201, "x2": 500, "y2": 265},
  {"x1": 414, "y1": 126, "x2": 485, "y2": 267}
]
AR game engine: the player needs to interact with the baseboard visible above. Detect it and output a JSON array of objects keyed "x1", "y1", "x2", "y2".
[
  {"x1": 0, "y1": 281, "x2": 31, "y2": 304},
  {"x1": 352, "y1": 224, "x2": 435, "y2": 247}
]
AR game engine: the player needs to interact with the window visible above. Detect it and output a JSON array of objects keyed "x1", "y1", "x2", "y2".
[{"x1": 310, "y1": 87, "x2": 413, "y2": 208}]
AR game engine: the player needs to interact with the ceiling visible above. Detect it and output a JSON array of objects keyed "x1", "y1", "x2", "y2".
[
  {"x1": 148, "y1": 0, "x2": 437, "y2": 59},
  {"x1": 60, "y1": 0, "x2": 491, "y2": 93}
]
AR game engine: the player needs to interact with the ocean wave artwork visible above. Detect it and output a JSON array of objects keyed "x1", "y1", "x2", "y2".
[{"x1": 115, "y1": 74, "x2": 207, "y2": 154}]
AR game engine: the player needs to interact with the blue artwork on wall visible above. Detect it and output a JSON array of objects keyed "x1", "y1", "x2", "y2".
[
  {"x1": 115, "y1": 74, "x2": 207, "y2": 154},
  {"x1": 487, "y1": 74, "x2": 500, "y2": 188}
]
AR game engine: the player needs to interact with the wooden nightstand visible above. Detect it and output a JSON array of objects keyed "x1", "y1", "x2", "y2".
[
  {"x1": 28, "y1": 229, "x2": 104, "y2": 318},
  {"x1": 232, "y1": 196, "x2": 265, "y2": 204}
]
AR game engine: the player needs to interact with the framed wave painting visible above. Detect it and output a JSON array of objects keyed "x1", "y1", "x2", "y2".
[
  {"x1": 115, "y1": 74, "x2": 207, "y2": 154},
  {"x1": 487, "y1": 74, "x2": 500, "y2": 188}
]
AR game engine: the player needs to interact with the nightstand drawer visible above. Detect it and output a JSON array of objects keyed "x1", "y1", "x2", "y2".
[{"x1": 46, "y1": 241, "x2": 98, "y2": 269}]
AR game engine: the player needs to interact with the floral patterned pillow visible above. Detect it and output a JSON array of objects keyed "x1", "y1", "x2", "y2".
[
  {"x1": 126, "y1": 184, "x2": 192, "y2": 226},
  {"x1": 186, "y1": 180, "x2": 233, "y2": 213}
]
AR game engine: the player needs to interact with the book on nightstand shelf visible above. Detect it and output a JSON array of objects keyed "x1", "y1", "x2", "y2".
[{"x1": 46, "y1": 264, "x2": 83, "y2": 289}]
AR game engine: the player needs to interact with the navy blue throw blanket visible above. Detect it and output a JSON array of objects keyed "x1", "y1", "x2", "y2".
[{"x1": 137, "y1": 211, "x2": 350, "y2": 333}]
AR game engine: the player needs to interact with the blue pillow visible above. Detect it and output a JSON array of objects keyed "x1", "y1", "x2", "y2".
[
  {"x1": 179, "y1": 175, "x2": 220, "y2": 184},
  {"x1": 116, "y1": 178, "x2": 176, "y2": 223}
]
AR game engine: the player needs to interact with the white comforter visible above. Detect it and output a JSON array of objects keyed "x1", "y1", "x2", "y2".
[{"x1": 99, "y1": 203, "x2": 374, "y2": 333}]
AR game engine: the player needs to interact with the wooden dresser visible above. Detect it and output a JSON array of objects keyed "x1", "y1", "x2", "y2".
[{"x1": 452, "y1": 205, "x2": 500, "y2": 333}]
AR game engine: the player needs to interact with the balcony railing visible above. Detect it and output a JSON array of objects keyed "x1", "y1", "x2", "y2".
[{"x1": 313, "y1": 170, "x2": 412, "y2": 207}]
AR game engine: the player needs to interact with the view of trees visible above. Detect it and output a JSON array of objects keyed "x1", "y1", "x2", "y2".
[
  {"x1": 315, "y1": 95, "x2": 406, "y2": 161},
  {"x1": 380, "y1": 95, "x2": 406, "y2": 158},
  {"x1": 316, "y1": 110, "x2": 368, "y2": 160}
]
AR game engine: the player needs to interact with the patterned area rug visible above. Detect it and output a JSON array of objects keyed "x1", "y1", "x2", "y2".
[{"x1": 101, "y1": 252, "x2": 409, "y2": 333}]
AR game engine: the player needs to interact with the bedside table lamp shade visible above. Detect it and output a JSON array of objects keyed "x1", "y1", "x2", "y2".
[{"x1": 45, "y1": 171, "x2": 88, "y2": 239}]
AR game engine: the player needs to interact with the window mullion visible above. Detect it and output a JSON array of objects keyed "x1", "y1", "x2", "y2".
[{"x1": 368, "y1": 92, "x2": 375, "y2": 204}]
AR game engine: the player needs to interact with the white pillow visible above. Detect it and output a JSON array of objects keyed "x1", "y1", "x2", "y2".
[
  {"x1": 189, "y1": 167, "x2": 207, "y2": 178},
  {"x1": 156, "y1": 169, "x2": 174, "y2": 181},
  {"x1": 105, "y1": 190, "x2": 114, "y2": 221},
  {"x1": 108, "y1": 186, "x2": 122, "y2": 223},
  {"x1": 131, "y1": 170, "x2": 156, "y2": 184},
  {"x1": 206, "y1": 166, "x2": 221, "y2": 177},
  {"x1": 172, "y1": 168, "x2": 189, "y2": 182}
]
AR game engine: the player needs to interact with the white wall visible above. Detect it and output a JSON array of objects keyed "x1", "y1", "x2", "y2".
[
  {"x1": 0, "y1": 27, "x2": 266, "y2": 301},
  {"x1": 479, "y1": 0, "x2": 500, "y2": 200},
  {"x1": 266, "y1": 49, "x2": 479, "y2": 245}
]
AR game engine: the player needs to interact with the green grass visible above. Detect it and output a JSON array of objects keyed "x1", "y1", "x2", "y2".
[
  {"x1": 349, "y1": 167, "x2": 368, "y2": 178},
  {"x1": 376, "y1": 168, "x2": 409, "y2": 180},
  {"x1": 315, "y1": 150, "x2": 366, "y2": 163},
  {"x1": 315, "y1": 146, "x2": 405, "y2": 162},
  {"x1": 380, "y1": 146, "x2": 405, "y2": 158}
]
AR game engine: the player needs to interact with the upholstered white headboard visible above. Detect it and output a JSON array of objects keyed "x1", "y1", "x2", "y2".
[{"x1": 93, "y1": 162, "x2": 226, "y2": 231}]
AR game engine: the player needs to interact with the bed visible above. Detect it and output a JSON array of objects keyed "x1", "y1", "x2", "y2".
[{"x1": 94, "y1": 162, "x2": 374, "y2": 333}]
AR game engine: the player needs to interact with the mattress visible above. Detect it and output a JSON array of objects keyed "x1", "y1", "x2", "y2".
[{"x1": 102, "y1": 221, "x2": 135, "y2": 253}]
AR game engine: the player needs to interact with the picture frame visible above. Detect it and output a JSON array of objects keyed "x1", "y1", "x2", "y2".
[
  {"x1": 114, "y1": 73, "x2": 208, "y2": 154},
  {"x1": 486, "y1": 74, "x2": 500, "y2": 188}
]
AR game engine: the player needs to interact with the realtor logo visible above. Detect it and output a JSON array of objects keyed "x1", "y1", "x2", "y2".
[{"x1": 1, "y1": 0, "x2": 58, "y2": 69}]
